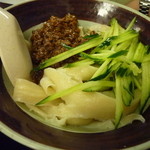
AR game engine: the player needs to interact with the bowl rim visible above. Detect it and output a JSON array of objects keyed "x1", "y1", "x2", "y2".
[
  {"x1": 5, "y1": 0, "x2": 150, "y2": 22},
  {"x1": 1, "y1": 0, "x2": 150, "y2": 149}
]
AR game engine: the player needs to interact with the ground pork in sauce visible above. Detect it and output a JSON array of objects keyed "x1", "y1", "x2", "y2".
[
  {"x1": 31, "y1": 14, "x2": 87, "y2": 67},
  {"x1": 30, "y1": 14, "x2": 87, "y2": 83}
]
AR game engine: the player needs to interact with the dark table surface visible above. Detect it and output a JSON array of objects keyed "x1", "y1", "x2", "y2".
[{"x1": 0, "y1": 132, "x2": 32, "y2": 150}]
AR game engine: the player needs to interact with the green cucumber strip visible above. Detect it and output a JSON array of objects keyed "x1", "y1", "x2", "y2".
[
  {"x1": 115, "y1": 40, "x2": 131, "y2": 52},
  {"x1": 127, "y1": 61, "x2": 141, "y2": 76},
  {"x1": 91, "y1": 30, "x2": 138, "y2": 54},
  {"x1": 83, "y1": 34, "x2": 99, "y2": 39},
  {"x1": 116, "y1": 63, "x2": 128, "y2": 77},
  {"x1": 143, "y1": 54, "x2": 150, "y2": 62},
  {"x1": 133, "y1": 42, "x2": 147, "y2": 63},
  {"x1": 90, "y1": 69, "x2": 111, "y2": 81},
  {"x1": 33, "y1": 35, "x2": 102, "y2": 71},
  {"x1": 90, "y1": 46, "x2": 101, "y2": 54},
  {"x1": 110, "y1": 18, "x2": 119, "y2": 36},
  {"x1": 98, "y1": 36, "x2": 117, "y2": 48},
  {"x1": 91, "y1": 59, "x2": 123, "y2": 81},
  {"x1": 111, "y1": 30, "x2": 138, "y2": 45},
  {"x1": 110, "y1": 45, "x2": 117, "y2": 51},
  {"x1": 140, "y1": 61, "x2": 150, "y2": 113},
  {"x1": 109, "y1": 61, "x2": 122, "y2": 72},
  {"x1": 64, "y1": 59, "x2": 94, "y2": 68},
  {"x1": 79, "y1": 52, "x2": 105, "y2": 61},
  {"x1": 121, "y1": 76, "x2": 134, "y2": 106},
  {"x1": 90, "y1": 37, "x2": 116, "y2": 54},
  {"x1": 91, "y1": 59, "x2": 111, "y2": 79},
  {"x1": 115, "y1": 57, "x2": 141, "y2": 76},
  {"x1": 108, "y1": 50, "x2": 128, "y2": 58},
  {"x1": 113, "y1": 20, "x2": 119, "y2": 36},
  {"x1": 118, "y1": 25, "x2": 125, "y2": 33},
  {"x1": 126, "y1": 17, "x2": 136, "y2": 31},
  {"x1": 133, "y1": 76, "x2": 141, "y2": 90},
  {"x1": 142, "y1": 97, "x2": 150, "y2": 113},
  {"x1": 110, "y1": 18, "x2": 124, "y2": 36},
  {"x1": 102, "y1": 30, "x2": 111, "y2": 41},
  {"x1": 99, "y1": 24, "x2": 112, "y2": 42},
  {"x1": 80, "y1": 51, "x2": 117, "y2": 61},
  {"x1": 105, "y1": 18, "x2": 117, "y2": 38},
  {"x1": 117, "y1": 68, "x2": 128, "y2": 77},
  {"x1": 36, "y1": 80, "x2": 111, "y2": 105},
  {"x1": 122, "y1": 85, "x2": 134, "y2": 106},
  {"x1": 90, "y1": 19, "x2": 120, "y2": 54},
  {"x1": 61, "y1": 43, "x2": 72, "y2": 50},
  {"x1": 91, "y1": 60, "x2": 123, "y2": 81},
  {"x1": 126, "y1": 37, "x2": 139, "y2": 60},
  {"x1": 115, "y1": 75, "x2": 124, "y2": 128},
  {"x1": 101, "y1": 30, "x2": 138, "y2": 49},
  {"x1": 83, "y1": 81, "x2": 115, "y2": 92}
]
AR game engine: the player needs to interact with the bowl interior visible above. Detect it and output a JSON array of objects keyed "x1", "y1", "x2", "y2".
[{"x1": 0, "y1": 0, "x2": 150, "y2": 149}]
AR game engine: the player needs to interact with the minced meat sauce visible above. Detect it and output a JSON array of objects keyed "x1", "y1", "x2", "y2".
[{"x1": 30, "y1": 14, "x2": 87, "y2": 83}]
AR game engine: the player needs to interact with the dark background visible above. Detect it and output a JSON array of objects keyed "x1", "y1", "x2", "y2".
[{"x1": 0, "y1": 132, "x2": 32, "y2": 150}]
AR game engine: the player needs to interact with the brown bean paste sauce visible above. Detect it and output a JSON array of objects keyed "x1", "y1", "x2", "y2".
[{"x1": 30, "y1": 14, "x2": 87, "y2": 83}]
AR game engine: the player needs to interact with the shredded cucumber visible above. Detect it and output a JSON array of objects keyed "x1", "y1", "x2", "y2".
[
  {"x1": 133, "y1": 42, "x2": 147, "y2": 63},
  {"x1": 64, "y1": 59, "x2": 94, "y2": 68},
  {"x1": 126, "y1": 17, "x2": 136, "y2": 31},
  {"x1": 34, "y1": 17, "x2": 150, "y2": 128},
  {"x1": 126, "y1": 37, "x2": 139, "y2": 60},
  {"x1": 115, "y1": 75, "x2": 124, "y2": 128},
  {"x1": 120, "y1": 75, "x2": 134, "y2": 106}
]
